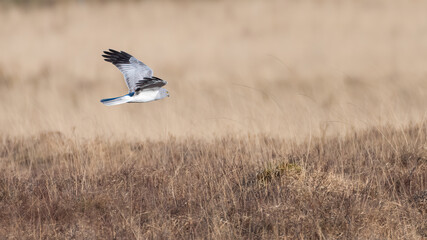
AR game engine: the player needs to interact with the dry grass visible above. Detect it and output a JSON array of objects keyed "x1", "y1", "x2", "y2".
[
  {"x1": 0, "y1": 124, "x2": 426, "y2": 239},
  {"x1": 1, "y1": 0, "x2": 427, "y2": 239}
]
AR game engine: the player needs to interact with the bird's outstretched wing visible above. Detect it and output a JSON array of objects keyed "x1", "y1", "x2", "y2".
[
  {"x1": 102, "y1": 49, "x2": 153, "y2": 92},
  {"x1": 135, "y1": 77, "x2": 168, "y2": 93}
]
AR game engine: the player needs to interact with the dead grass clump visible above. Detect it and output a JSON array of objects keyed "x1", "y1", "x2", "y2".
[
  {"x1": 0, "y1": 124, "x2": 426, "y2": 239},
  {"x1": 256, "y1": 162, "x2": 302, "y2": 184}
]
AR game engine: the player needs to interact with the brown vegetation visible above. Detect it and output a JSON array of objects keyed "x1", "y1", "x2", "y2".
[{"x1": 0, "y1": 124, "x2": 426, "y2": 239}]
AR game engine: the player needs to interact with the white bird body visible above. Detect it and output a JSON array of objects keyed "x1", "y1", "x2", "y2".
[
  {"x1": 101, "y1": 89, "x2": 168, "y2": 106},
  {"x1": 131, "y1": 89, "x2": 163, "y2": 103},
  {"x1": 100, "y1": 49, "x2": 169, "y2": 106}
]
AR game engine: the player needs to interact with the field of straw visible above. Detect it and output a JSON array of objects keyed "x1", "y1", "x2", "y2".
[{"x1": 0, "y1": 0, "x2": 426, "y2": 239}]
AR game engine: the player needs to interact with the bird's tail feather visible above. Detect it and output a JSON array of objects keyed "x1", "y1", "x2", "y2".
[{"x1": 100, "y1": 93, "x2": 133, "y2": 106}]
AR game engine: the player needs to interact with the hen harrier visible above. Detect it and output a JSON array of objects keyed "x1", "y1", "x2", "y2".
[{"x1": 100, "y1": 49, "x2": 169, "y2": 106}]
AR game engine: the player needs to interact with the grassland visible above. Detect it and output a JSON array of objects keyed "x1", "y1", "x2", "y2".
[
  {"x1": 0, "y1": 0, "x2": 427, "y2": 239},
  {"x1": 1, "y1": 125, "x2": 426, "y2": 239}
]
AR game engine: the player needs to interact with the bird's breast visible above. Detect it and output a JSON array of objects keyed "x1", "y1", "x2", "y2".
[{"x1": 130, "y1": 90, "x2": 159, "y2": 103}]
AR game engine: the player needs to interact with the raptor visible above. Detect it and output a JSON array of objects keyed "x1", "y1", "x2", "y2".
[{"x1": 100, "y1": 49, "x2": 169, "y2": 106}]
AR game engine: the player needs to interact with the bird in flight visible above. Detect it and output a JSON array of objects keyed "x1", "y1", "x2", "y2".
[{"x1": 100, "y1": 49, "x2": 169, "y2": 106}]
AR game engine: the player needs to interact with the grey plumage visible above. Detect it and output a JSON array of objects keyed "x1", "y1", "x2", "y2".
[{"x1": 102, "y1": 49, "x2": 164, "y2": 93}]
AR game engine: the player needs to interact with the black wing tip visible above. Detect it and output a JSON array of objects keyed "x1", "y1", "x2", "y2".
[
  {"x1": 144, "y1": 76, "x2": 163, "y2": 80},
  {"x1": 135, "y1": 77, "x2": 168, "y2": 90},
  {"x1": 103, "y1": 49, "x2": 127, "y2": 54},
  {"x1": 120, "y1": 50, "x2": 131, "y2": 57},
  {"x1": 102, "y1": 49, "x2": 132, "y2": 64}
]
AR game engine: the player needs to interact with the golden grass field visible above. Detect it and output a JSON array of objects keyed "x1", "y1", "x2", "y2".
[{"x1": 0, "y1": 0, "x2": 426, "y2": 239}]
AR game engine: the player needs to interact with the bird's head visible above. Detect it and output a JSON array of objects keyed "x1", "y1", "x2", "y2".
[{"x1": 157, "y1": 88, "x2": 170, "y2": 99}]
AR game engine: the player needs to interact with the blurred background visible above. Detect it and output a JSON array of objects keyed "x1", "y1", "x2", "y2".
[{"x1": 1, "y1": 0, "x2": 427, "y2": 140}]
